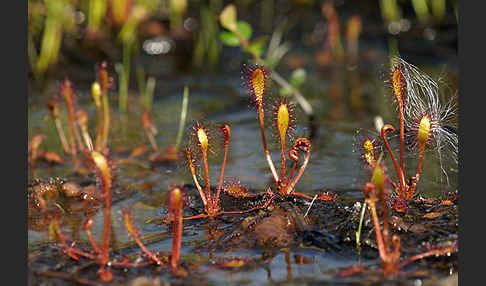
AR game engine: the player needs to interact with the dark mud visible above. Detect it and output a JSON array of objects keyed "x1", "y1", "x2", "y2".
[{"x1": 28, "y1": 180, "x2": 457, "y2": 286}]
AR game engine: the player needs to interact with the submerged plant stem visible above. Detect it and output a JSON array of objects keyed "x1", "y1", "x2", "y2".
[{"x1": 175, "y1": 86, "x2": 189, "y2": 151}]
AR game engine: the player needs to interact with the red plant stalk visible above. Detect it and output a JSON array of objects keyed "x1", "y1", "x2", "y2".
[
  {"x1": 216, "y1": 124, "x2": 231, "y2": 203},
  {"x1": 90, "y1": 151, "x2": 112, "y2": 267},
  {"x1": 398, "y1": 241, "x2": 457, "y2": 269},
  {"x1": 381, "y1": 125, "x2": 406, "y2": 196},
  {"x1": 283, "y1": 138, "x2": 311, "y2": 195},
  {"x1": 258, "y1": 103, "x2": 279, "y2": 184},
  {"x1": 365, "y1": 164, "x2": 402, "y2": 277},
  {"x1": 244, "y1": 64, "x2": 279, "y2": 183},
  {"x1": 186, "y1": 148, "x2": 207, "y2": 207},
  {"x1": 83, "y1": 218, "x2": 101, "y2": 254},
  {"x1": 47, "y1": 97, "x2": 70, "y2": 154},
  {"x1": 398, "y1": 102, "x2": 406, "y2": 179},
  {"x1": 367, "y1": 195, "x2": 388, "y2": 261},
  {"x1": 123, "y1": 209, "x2": 163, "y2": 265},
  {"x1": 407, "y1": 144, "x2": 425, "y2": 199},
  {"x1": 91, "y1": 82, "x2": 104, "y2": 151},
  {"x1": 169, "y1": 187, "x2": 183, "y2": 272},
  {"x1": 61, "y1": 79, "x2": 84, "y2": 153},
  {"x1": 98, "y1": 62, "x2": 111, "y2": 150},
  {"x1": 77, "y1": 109, "x2": 94, "y2": 151},
  {"x1": 60, "y1": 82, "x2": 77, "y2": 161},
  {"x1": 195, "y1": 126, "x2": 212, "y2": 205},
  {"x1": 142, "y1": 110, "x2": 159, "y2": 151},
  {"x1": 287, "y1": 149, "x2": 299, "y2": 183},
  {"x1": 407, "y1": 114, "x2": 432, "y2": 199}
]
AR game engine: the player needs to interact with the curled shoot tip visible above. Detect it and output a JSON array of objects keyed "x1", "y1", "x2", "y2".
[
  {"x1": 220, "y1": 124, "x2": 231, "y2": 145},
  {"x1": 382, "y1": 124, "x2": 395, "y2": 134}
]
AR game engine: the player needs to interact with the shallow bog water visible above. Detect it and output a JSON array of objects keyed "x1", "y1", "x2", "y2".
[{"x1": 28, "y1": 46, "x2": 458, "y2": 285}]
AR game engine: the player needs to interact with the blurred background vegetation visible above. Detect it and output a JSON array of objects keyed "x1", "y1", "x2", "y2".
[{"x1": 28, "y1": 0, "x2": 458, "y2": 87}]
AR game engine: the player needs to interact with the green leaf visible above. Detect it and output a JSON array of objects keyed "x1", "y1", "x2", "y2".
[
  {"x1": 243, "y1": 36, "x2": 268, "y2": 57},
  {"x1": 236, "y1": 21, "x2": 252, "y2": 41},
  {"x1": 220, "y1": 31, "x2": 240, "y2": 46},
  {"x1": 289, "y1": 68, "x2": 307, "y2": 87},
  {"x1": 219, "y1": 4, "x2": 237, "y2": 30}
]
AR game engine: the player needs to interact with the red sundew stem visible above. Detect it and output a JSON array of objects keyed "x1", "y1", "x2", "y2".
[
  {"x1": 258, "y1": 104, "x2": 279, "y2": 184},
  {"x1": 385, "y1": 176, "x2": 400, "y2": 194},
  {"x1": 215, "y1": 143, "x2": 229, "y2": 204},
  {"x1": 62, "y1": 87, "x2": 84, "y2": 154},
  {"x1": 84, "y1": 227, "x2": 101, "y2": 254},
  {"x1": 170, "y1": 190, "x2": 183, "y2": 271},
  {"x1": 190, "y1": 172, "x2": 207, "y2": 207},
  {"x1": 367, "y1": 198, "x2": 389, "y2": 262},
  {"x1": 124, "y1": 211, "x2": 163, "y2": 265},
  {"x1": 408, "y1": 144, "x2": 426, "y2": 200},
  {"x1": 288, "y1": 161, "x2": 297, "y2": 183},
  {"x1": 398, "y1": 102, "x2": 406, "y2": 183},
  {"x1": 64, "y1": 104, "x2": 78, "y2": 160},
  {"x1": 71, "y1": 111, "x2": 84, "y2": 153},
  {"x1": 381, "y1": 126, "x2": 406, "y2": 195},
  {"x1": 101, "y1": 94, "x2": 110, "y2": 150},
  {"x1": 146, "y1": 130, "x2": 158, "y2": 152},
  {"x1": 183, "y1": 213, "x2": 208, "y2": 220},
  {"x1": 378, "y1": 176, "x2": 391, "y2": 256},
  {"x1": 221, "y1": 206, "x2": 264, "y2": 215},
  {"x1": 54, "y1": 118, "x2": 70, "y2": 154},
  {"x1": 280, "y1": 137, "x2": 287, "y2": 184},
  {"x1": 291, "y1": 192, "x2": 317, "y2": 200},
  {"x1": 201, "y1": 149, "x2": 212, "y2": 202},
  {"x1": 398, "y1": 242, "x2": 456, "y2": 269},
  {"x1": 101, "y1": 183, "x2": 111, "y2": 266},
  {"x1": 286, "y1": 144, "x2": 311, "y2": 195},
  {"x1": 54, "y1": 219, "x2": 95, "y2": 261},
  {"x1": 95, "y1": 102, "x2": 103, "y2": 151}
]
